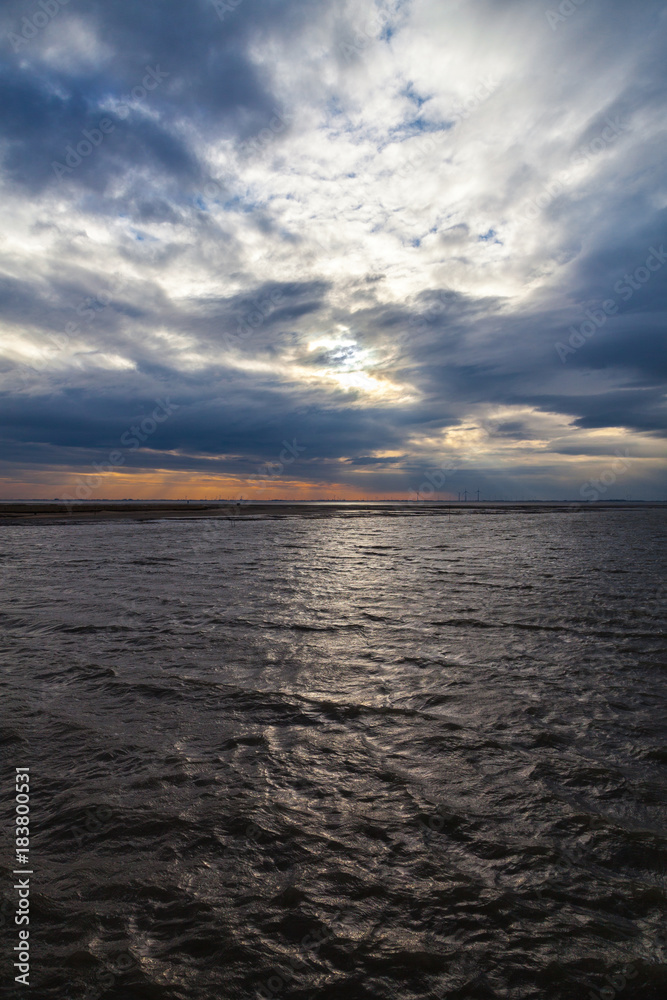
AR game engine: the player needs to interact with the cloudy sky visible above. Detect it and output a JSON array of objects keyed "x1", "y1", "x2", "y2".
[{"x1": 1, "y1": 0, "x2": 666, "y2": 501}]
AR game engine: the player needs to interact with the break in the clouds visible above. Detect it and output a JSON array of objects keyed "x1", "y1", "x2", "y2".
[{"x1": 0, "y1": 0, "x2": 665, "y2": 500}]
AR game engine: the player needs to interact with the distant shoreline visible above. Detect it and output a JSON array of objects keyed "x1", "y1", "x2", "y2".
[{"x1": 0, "y1": 500, "x2": 665, "y2": 527}]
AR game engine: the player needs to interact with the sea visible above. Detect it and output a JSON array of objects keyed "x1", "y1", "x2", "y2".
[{"x1": 1, "y1": 506, "x2": 666, "y2": 999}]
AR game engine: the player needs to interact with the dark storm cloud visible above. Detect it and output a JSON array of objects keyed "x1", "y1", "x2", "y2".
[
  {"x1": 0, "y1": 0, "x2": 313, "y2": 195},
  {"x1": 0, "y1": 379, "x2": 415, "y2": 482}
]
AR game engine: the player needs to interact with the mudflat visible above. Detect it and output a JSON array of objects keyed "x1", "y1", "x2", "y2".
[{"x1": 0, "y1": 500, "x2": 664, "y2": 526}]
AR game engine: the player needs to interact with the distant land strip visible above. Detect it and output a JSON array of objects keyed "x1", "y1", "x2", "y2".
[{"x1": 0, "y1": 501, "x2": 665, "y2": 526}]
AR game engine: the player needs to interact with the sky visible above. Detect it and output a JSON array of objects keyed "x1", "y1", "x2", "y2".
[{"x1": 0, "y1": 0, "x2": 665, "y2": 502}]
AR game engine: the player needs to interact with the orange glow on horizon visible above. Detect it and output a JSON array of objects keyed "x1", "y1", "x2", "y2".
[{"x1": 0, "y1": 468, "x2": 429, "y2": 503}]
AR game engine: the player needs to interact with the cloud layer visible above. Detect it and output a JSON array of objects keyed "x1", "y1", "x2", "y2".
[{"x1": 1, "y1": 0, "x2": 666, "y2": 500}]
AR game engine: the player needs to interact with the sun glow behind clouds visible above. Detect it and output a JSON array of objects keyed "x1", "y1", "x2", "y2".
[{"x1": 305, "y1": 332, "x2": 415, "y2": 401}]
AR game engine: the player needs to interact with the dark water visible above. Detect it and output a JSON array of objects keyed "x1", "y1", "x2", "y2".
[{"x1": 1, "y1": 508, "x2": 666, "y2": 999}]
